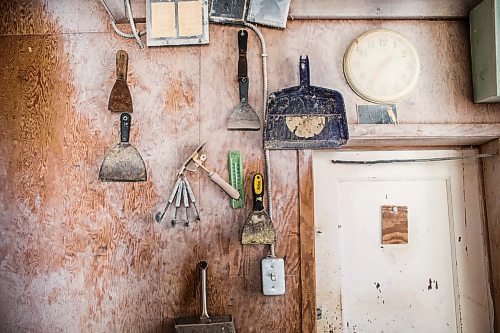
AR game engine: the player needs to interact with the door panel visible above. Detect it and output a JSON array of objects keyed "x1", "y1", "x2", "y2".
[
  {"x1": 339, "y1": 179, "x2": 456, "y2": 332},
  {"x1": 314, "y1": 150, "x2": 492, "y2": 333}
]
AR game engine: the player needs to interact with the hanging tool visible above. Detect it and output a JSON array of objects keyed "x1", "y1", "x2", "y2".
[
  {"x1": 228, "y1": 151, "x2": 244, "y2": 209},
  {"x1": 179, "y1": 143, "x2": 240, "y2": 199},
  {"x1": 175, "y1": 261, "x2": 236, "y2": 332},
  {"x1": 156, "y1": 175, "x2": 200, "y2": 226},
  {"x1": 171, "y1": 181, "x2": 185, "y2": 226},
  {"x1": 191, "y1": 153, "x2": 240, "y2": 200},
  {"x1": 155, "y1": 142, "x2": 207, "y2": 224},
  {"x1": 227, "y1": 30, "x2": 261, "y2": 131},
  {"x1": 99, "y1": 113, "x2": 147, "y2": 182},
  {"x1": 264, "y1": 56, "x2": 349, "y2": 149},
  {"x1": 241, "y1": 173, "x2": 276, "y2": 245},
  {"x1": 155, "y1": 177, "x2": 182, "y2": 223},
  {"x1": 108, "y1": 50, "x2": 133, "y2": 113},
  {"x1": 182, "y1": 180, "x2": 190, "y2": 226},
  {"x1": 184, "y1": 178, "x2": 201, "y2": 221}
]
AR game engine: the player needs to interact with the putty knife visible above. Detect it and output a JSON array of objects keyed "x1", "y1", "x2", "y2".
[
  {"x1": 227, "y1": 30, "x2": 260, "y2": 131},
  {"x1": 241, "y1": 173, "x2": 276, "y2": 245},
  {"x1": 99, "y1": 113, "x2": 147, "y2": 182},
  {"x1": 108, "y1": 50, "x2": 133, "y2": 113}
]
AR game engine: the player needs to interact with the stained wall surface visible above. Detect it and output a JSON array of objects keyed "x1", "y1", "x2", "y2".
[{"x1": 0, "y1": 1, "x2": 499, "y2": 332}]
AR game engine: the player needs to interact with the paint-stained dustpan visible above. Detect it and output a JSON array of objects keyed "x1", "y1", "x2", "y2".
[{"x1": 264, "y1": 56, "x2": 349, "y2": 149}]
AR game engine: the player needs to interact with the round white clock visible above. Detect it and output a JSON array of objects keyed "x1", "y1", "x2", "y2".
[{"x1": 343, "y1": 29, "x2": 420, "y2": 103}]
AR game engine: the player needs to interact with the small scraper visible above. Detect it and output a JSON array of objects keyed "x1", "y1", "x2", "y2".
[
  {"x1": 241, "y1": 173, "x2": 276, "y2": 245},
  {"x1": 108, "y1": 50, "x2": 133, "y2": 113},
  {"x1": 227, "y1": 30, "x2": 260, "y2": 131}
]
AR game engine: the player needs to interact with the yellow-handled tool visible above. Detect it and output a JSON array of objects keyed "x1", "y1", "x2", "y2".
[{"x1": 241, "y1": 173, "x2": 276, "y2": 245}]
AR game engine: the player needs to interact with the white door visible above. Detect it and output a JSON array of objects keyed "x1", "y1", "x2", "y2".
[{"x1": 314, "y1": 150, "x2": 492, "y2": 333}]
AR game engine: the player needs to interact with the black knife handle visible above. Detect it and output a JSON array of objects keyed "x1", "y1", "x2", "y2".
[
  {"x1": 120, "y1": 113, "x2": 131, "y2": 143},
  {"x1": 239, "y1": 77, "x2": 249, "y2": 103},
  {"x1": 238, "y1": 29, "x2": 248, "y2": 53},
  {"x1": 252, "y1": 173, "x2": 264, "y2": 211},
  {"x1": 238, "y1": 30, "x2": 248, "y2": 79}
]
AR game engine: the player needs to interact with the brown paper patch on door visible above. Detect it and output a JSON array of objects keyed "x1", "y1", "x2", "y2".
[
  {"x1": 178, "y1": 1, "x2": 203, "y2": 36},
  {"x1": 151, "y1": 2, "x2": 177, "y2": 38},
  {"x1": 381, "y1": 205, "x2": 408, "y2": 244}
]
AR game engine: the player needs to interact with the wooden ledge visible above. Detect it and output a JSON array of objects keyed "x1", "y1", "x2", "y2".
[{"x1": 346, "y1": 124, "x2": 500, "y2": 147}]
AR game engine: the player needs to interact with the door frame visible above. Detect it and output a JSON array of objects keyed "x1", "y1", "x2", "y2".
[
  {"x1": 297, "y1": 147, "x2": 496, "y2": 332},
  {"x1": 298, "y1": 150, "x2": 317, "y2": 333}
]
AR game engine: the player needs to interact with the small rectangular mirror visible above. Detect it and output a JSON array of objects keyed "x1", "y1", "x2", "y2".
[
  {"x1": 246, "y1": 0, "x2": 291, "y2": 29},
  {"x1": 209, "y1": 0, "x2": 247, "y2": 24}
]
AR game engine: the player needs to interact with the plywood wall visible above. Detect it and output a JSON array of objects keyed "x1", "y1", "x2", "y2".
[{"x1": 0, "y1": 1, "x2": 498, "y2": 332}]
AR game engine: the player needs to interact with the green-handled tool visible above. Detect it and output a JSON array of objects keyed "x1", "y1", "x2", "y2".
[{"x1": 228, "y1": 151, "x2": 244, "y2": 209}]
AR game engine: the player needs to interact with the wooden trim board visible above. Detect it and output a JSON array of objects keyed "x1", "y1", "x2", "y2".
[
  {"x1": 298, "y1": 150, "x2": 317, "y2": 333},
  {"x1": 347, "y1": 124, "x2": 500, "y2": 147},
  {"x1": 289, "y1": 0, "x2": 481, "y2": 20},
  {"x1": 107, "y1": 0, "x2": 481, "y2": 23},
  {"x1": 480, "y1": 139, "x2": 500, "y2": 332}
]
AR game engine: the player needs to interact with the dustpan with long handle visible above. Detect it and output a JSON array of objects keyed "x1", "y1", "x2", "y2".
[
  {"x1": 99, "y1": 113, "x2": 147, "y2": 182},
  {"x1": 241, "y1": 173, "x2": 276, "y2": 245},
  {"x1": 264, "y1": 56, "x2": 349, "y2": 149},
  {"x1": 175, "y1": 261, "x2": 236, "y2": 332}
]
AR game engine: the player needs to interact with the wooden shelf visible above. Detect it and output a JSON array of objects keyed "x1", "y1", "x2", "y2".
[{"x1": 346, "y1": 124, "x2": 500, "y2": 147}]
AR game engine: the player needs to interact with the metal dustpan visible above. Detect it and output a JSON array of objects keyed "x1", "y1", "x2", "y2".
[
  {"x1": 175, "y1": 261, "x2": 236, "y2": 333},
  {"x1": 264, "y1": 56, "x2": 349, "y2": 149},
  {"x1": 99, "y1": 113, "x2": 147, "y2": 182}
]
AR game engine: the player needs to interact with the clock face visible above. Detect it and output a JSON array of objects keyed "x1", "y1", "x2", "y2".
[{"x1": 343, "y1": 29, "x2": 420, "y2": 103}]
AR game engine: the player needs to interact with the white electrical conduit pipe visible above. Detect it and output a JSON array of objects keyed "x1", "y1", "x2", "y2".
[
  {"x1": 244, "y1": 22, "x2": 276, "y2": 258},
  {"x1": 99, "y1": 0, "x2": 146, "y2": 49}
]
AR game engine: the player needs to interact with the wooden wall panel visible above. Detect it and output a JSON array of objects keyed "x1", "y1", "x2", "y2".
[
  {"x1": 0, "y1": 12, "x2": 304, "y2": 333},
  {"x1": 0, "y1": 1, "x2": 499, "y2": 333},
  {"x1": 480, "y1": 139, "x2": 500, "y2": 333},
  {"x1": 0, "y1": 0, "x2": 109, "y2": 35}
]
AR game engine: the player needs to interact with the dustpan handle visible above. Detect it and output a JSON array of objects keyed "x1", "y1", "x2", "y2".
[
  {"x1": 199, "y1": 261, "x2": 210, "y2": 320},
  {"x1": 120, "y1": 113, "x2": 131, "y2": 143},
  {"x1": 299, "y1": 56, "x2": 310, "y2": 88}
]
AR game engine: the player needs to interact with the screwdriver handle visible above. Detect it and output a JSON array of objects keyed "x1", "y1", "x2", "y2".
[{"x1": 209, "y1": 172, "x2": 240, "y2": 200}]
